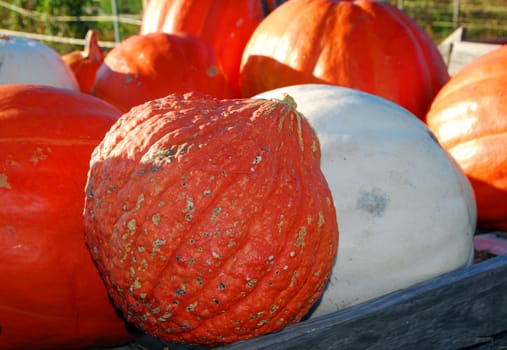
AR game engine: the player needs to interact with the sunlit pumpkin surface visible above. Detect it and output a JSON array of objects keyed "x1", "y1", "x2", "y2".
[
  {"x1": 240, "y1": 0, "x2": 449, "y2": 120},
  {"x1": 427, "y1": 44, "x2": 507, "y2": 229}
]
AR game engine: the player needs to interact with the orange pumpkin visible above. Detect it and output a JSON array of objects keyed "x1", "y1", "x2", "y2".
[
  {"x1": 140, "y1": 0, "x2": 286, "y2": 96},
  {"x1": 62, "y1": 30, "x2": 105, "y2": 94},
  {"x1": 92, "y1": 32, "x2": 234, "y2": 112},
  {"x1": 240, "y1": 0, "x2": 449, "y2": 120},
  {"x1": 426, "y1": 44, "x2": 507, "y2": 230},
  {"x1": 83, "y1": 92, "x2": 338, "y2": 345},
  {"x1": 0, "y1": 84, "x2": 133, "y2": 349}
]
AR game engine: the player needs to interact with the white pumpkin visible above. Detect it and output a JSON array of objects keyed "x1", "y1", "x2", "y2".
[
  {"x1": 0, "y1": 35, "x2": 79, "y2": 90},
  {"x1": 254, "y1": 84, "x2": 476, "y2": 318}
]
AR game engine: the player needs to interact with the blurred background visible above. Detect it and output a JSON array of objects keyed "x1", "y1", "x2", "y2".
[{"x1": 0, "y1": 0, "x2": 506, "y2": 54}]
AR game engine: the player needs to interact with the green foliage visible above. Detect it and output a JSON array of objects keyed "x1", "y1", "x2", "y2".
[
  {"x1": 385, "y1": 0, "x2": 507, "y2": 43},
  {"x1": 38, "y1": 0, "x2": 98, "y2": 52},
  {"x1": 0, "y1": 0, "x2": 142, "y2": 54}
]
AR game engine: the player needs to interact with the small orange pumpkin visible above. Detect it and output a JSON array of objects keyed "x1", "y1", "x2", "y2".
[{"x1": 92, "y1": 32, "x2": 234, "y2": 112}]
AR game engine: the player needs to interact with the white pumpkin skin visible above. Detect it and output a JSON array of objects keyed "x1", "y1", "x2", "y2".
[
  {"x1": 0, "y1": 35, "x2": 79, "y2": 90},
  {"x1": 254, "y1": 84, "x2": 476, "y2": 318}
]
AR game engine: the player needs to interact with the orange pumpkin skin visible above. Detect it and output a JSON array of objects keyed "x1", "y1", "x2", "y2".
[
  {"x1": 83, "y1": 92, "x2": 338, "y2": 345},
  {"x1": 92, "y1": 32, "x2": 234, "y2": 112},
  {"x1": 62, "y1": 30, "x2": 105, "y2": 94},
  {"x1": 240, "y1": 0, "x2": 449, "y2": 120},
  {"x1": 426, "y1": 44, "x2": 507, "y2": 230},
  {"x1": 0, "y1": 85, "x2": 133, "y2": 350},
  {"x1": 140, "y1": 0, "x2": 285, "y2": 96}
]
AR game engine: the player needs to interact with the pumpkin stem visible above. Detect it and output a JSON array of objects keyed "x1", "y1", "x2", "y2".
[
  {"x1": 82, "y1": 29, "x2": 104, "y2": 62},
  {"x1": 279, "y1": 93, "x2": 298, "y2": 109}
]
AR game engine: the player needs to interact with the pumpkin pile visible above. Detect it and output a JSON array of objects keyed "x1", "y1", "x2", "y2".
[{"x1": 3, "y1": 0, "x2": 503, "y2": 348}]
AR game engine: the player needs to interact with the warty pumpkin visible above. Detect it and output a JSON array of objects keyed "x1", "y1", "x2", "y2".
[
  {"x1": 83, "y1": 91, "x2": 338, "y2": 345},
  {"x1": 0, "y1": 35, "x2": 79, "y2": 90},
  {"x1": 255, "y1": 84, "x2": 476, "y2": 316},
  {"x1": 92, "y1": 32, "x2": 234, "y2": 112},
  {"x1": 140, "y1": 0, "x2": 286, "y2": 96},
  {"x1": 241, "y1": 0, "x2": 449, "y2": 120},
  {"x1": 426, "y1": 44, "x2": 507, "y2": 230},
  {"x1": 62, "y1": 29, "x2": 105, "y2": 94},
  {"x1": 0, "y1": 84, "x2": 133, "y2": 350}
]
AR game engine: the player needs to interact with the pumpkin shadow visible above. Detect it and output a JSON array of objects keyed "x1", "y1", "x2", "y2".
[
  {"x1": 240, "y1": 55, "x2": 328, "y2": 97},
  {"x1": 469, "y1": 176, "x2": 507, "y2": 231}
]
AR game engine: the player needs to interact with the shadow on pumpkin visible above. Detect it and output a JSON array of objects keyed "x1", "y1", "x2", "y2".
[
  {"x1": 469, "y1": 176, "x2": 507, "y2": 232},
  {"x1": 240, "y1": 55, "x2": 328, "y2": 97}
]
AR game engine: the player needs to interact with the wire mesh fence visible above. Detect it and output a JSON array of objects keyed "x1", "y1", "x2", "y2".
[
  {"x1": 386, "y1": 0, "x2": 507, "y2": 43},
  {"x1": 0, "y1": 0, "x2": 142, "y2": 53}
]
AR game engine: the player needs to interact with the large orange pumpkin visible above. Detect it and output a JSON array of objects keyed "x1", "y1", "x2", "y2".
[
  {"x1": 240, "y1": 0, "x2": 449, "y2": 120},
  {"x1": 83, "y1": 92, "x2": 338, "y2": 345},
  {"x1": 140, "y1": 0, "x2": 286, "y2": 96},
  {"x1": 92, "y1": 32, "x2": 234, "y2": 112},
  {"x1": 62, "y1": 30, "x2": 105, "y2": 94},
  {"x1": 0, "y1": 84, "x2": 133, "y2": 350},
  {"x1": 426, "y1": 44, "x2": 507, "y2": 230}
]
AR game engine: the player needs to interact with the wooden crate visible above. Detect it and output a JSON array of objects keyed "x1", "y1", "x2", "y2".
[{"x1": 438, "y1": 27, "x2": 504, "y2": 76}]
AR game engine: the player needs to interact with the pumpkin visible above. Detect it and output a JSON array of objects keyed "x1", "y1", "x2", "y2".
[
  {"x1": 83, "y1": 91, "x2": 338, "y2": 345},
  {"x1": 62, "y1": 30, "x2": 105, "y2": 94},
  {"x1": 426, "y1": 44, "x2": 507, "y2": 230},
  {"x1": 0, "y1": 84, "x2": 133, "y2": 350},
  {"x1": 241, "y1": 0, "x2": 449, "y2": 120},
  {"x1": 92, "y1": 32, "x2": 234, "y2": 112},
  {"x1": 140, "y1": 0, "x2": 286, "y2": 96},
  {"x1": 254, "y1": 84, "x2": 476, "y2": 317},
  {"x1": 0, "y1": 35, "x2": 79, "y2": 90}
]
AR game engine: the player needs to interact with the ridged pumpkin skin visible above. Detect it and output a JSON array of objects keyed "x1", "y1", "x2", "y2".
[
  {"x1": 0, "y1": 85, "x2": 132, "y2": 349},
  {"x1": 92, "y1": 32, "x2": 234, "y2": 112},
  {"x1": 426, "y1": 45, "x2": 507, "y2": 230},
  {"x1": 255, "y1": 84, "x2": 476, "y2": 316},
  {"x1": 140, "y1": 0, "x2": 285, "y2": 96},
  {"x1": 62, "y1": 30, "x2": 105, "y2": 94},
  {"x1": 241, "y1": 0, "x2": 449, "y2": 120},
  {"x1": 83, "y1": 92, "x2": 338, "y2": 345},
  {"x1": 0, "y1": 35, "x2": 79, "y2": 90}
]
